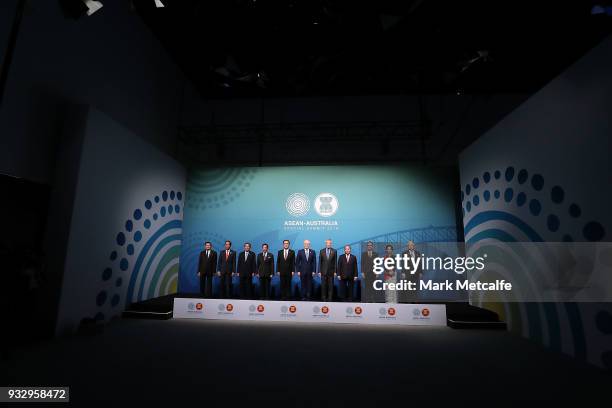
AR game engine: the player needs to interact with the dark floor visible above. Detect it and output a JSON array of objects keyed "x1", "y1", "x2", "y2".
[{"x1": 2, "y1": 318, "x2": 609, "y2": 407}]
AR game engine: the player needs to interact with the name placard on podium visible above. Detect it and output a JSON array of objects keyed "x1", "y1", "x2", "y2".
[{"x1": 173, "y1": 298, "x2": 446, "y2": 326}]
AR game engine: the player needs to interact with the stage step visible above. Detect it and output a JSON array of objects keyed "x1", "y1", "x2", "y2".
[
  {"x1": 447, "y1": 319, "x2": 507, "y2": 329},
  {"x1": 122, "y1": 294, "x2": 175, "y2": 320},
  {"x1": 122, "y1": 309, "x2": 173, "y2": 320},
  {"x1": 445, "y1": 303, "x2": 506, "y2": 329}
]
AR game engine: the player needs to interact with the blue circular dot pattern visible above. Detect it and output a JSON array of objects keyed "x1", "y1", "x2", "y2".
[
  {"x1": 551, "y1": 186, "x2": 564, "y2": 203},
  {"x1": 547, "y1": 214, "x2": 560, "y2": 232},
  {"x1": 98, "y1": 190, "x2": 183, "y2": 320},
  {"x1": 531, "y1": 174, "x2": 544, "y2": 191},
  {"x1": 529, "y1": 199, "x2": 542, "y2": 216},
  {"x1": 583, "y1": 222, "x2": 605, "y2": 241},
  {"x1": 96, "y1": 291, "x2": 107, "y2": 307}
]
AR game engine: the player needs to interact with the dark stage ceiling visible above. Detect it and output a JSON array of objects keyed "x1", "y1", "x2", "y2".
[{"x1": 133, "y1": 0, "x2": 612, "y2": 98}]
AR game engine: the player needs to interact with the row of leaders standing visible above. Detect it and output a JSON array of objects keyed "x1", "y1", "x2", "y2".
[{"x1": 197, "y1": 238, "x2": 362, "y2": 301}]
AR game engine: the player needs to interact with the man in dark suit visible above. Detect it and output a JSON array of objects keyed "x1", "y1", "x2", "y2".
[
  {"x1": 217, "y1": 240, "x2": 236, "y2": 298},
  {"x1": 237, "y1": 242, "x2": 256, "y2": 299},
  {"x1": 295, "y1": 240, "x2": 316, "y2": 301},
  {"x1": 361, "y1": 241, "x2": 379, "y2": 303},
  {"x1": 257, "y1": 243, "x2": 274, "y2": 300},
  {"x1": 197, "y1": 241, "x2": 217, "y2": 298},
  {"x1": 337, "y1": 244, "x2": 358, "y2": 301},
  {"x1": 318, "y1": 239, "x2": 337, "y2": 302},
  {"x1": 400, "y1": 240, "x2": 422, "y2": 303},
  {"x1": 276, "y1": 239, "x2": 295, "y2": 300}
]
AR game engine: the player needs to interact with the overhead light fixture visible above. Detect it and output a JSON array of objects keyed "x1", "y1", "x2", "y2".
[
  {"x1": 591, "y1": 4, "x2": 612, "y2": 15},
  {"x1": 59, "y1": 0, "x2": 103, "y2": 18},
  {"x1": 154, "y1": 0, "x2": 164, "y2": 7},
  {"x1": 460, "y1": 50, "x2": 489, "y2": 73},
  {"x1": 84, "y1": 0, "x2": 103, "y2": 16}
]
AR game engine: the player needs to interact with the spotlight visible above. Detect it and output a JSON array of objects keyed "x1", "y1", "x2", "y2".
[
  {"x1": 84, "y1": 0, "x2": 103, "y2": 16},
  {"x1": 591, "y1": 4, "x2": 612, "y2": 15},
  {"x1": 460, "y1": 50, "x2": 489, "y2": 73},
  {"x1": 59, "y1": 0, "x2": 103, "y2": 18},
  {"x1": 154, "y1": 0, "x2": 164, "y2": 7}
]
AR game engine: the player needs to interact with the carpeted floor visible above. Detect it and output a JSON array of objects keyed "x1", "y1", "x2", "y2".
[{"x1": 2, "y1": 318, "x2": 609, "y2": 407}]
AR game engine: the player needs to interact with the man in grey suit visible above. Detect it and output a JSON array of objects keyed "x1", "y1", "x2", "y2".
[
  {"x1": 318, "y1": 239, "x2": 337, "y2": 302},
  {"x1": 361, "y1": 241, "x2": 380, "y2": 303},
  {"x1": 400, "y1": 240, "x2": 422, "y2": 303}
]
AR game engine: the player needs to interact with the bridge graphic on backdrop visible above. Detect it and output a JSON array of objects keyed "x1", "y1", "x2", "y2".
[{"x1": 347, "y1": 225, "x2": 458, "y2": 247}]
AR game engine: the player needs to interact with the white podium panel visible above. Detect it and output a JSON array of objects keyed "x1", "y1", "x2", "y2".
[{"x1": 173, "y1": 298, "x2": 447, "y2": 326}]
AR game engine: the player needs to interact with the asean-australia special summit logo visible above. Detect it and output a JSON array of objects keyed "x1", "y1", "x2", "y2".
[
  {"x1": 286, "y1": 193, "x2": 310, "y2": 217},
  {"x1": 314, "y1": 193, "x2": 339, "y2": 217},
  {"x1": 285, "y1": 192, "x2": 339, "y2": 217}
]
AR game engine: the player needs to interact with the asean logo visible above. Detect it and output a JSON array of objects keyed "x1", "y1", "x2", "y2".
[
  {"x1": 257, "y1": 304, "x2": 265, "y2": 313},
  {"x1": 354, "y1": 306, "x2": 363, "y2": 315},
  {"x1": 321, "y1": 306, "x2": 329, "y2": 314},
  {"x1": 289, "y1": 305, "x2": 297, "y2": 313},
  {"x1": 421, "y1": 308, "x2": 430, "y2": 317},
  {"x1": 314, "y1": 193, "x2": 339, "y2": 217},
  {"x1": 226, "y1": 304, "x2": 234, "y2": 312},
  {"x1": 195, "y1": 303, "x2": 203, "y2": 310},
  {"x1": 387, "y1": 307, "x2": 396, "y2": 316},
  {"x1": 286, "y1": 193, "x2": 310, "y2": 217}
]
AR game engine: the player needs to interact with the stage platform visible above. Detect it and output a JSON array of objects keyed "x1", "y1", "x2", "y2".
[
  {"x1": 123, "y1": 294, "x2": 505, "y2": 329},
  {"x1": 172, "y1": 297, "x2": 447, "y2": 326}
]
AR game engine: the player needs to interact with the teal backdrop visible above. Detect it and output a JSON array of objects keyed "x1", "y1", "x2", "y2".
[{"x1": 179, "y1": 165, "x2": 459, "y2": 294}]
